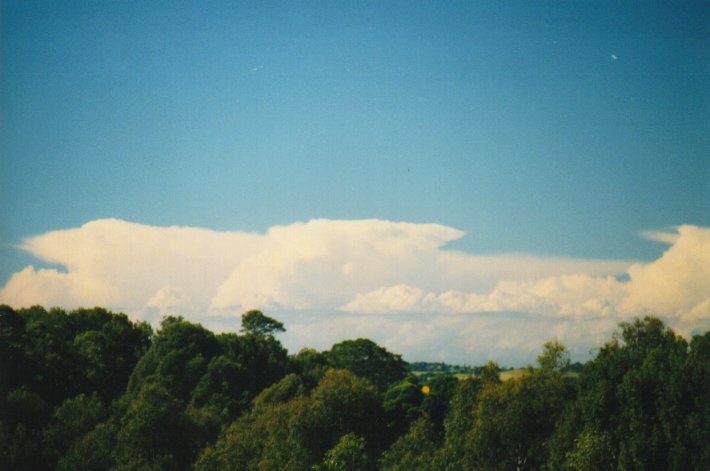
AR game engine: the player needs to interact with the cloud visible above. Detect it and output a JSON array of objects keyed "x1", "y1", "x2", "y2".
[
  {"x1": 624, "y1": 225, "x2": 710, "y2": 321},
  {"x1": 337, "y1": 224, "x2": 710, "y2": 354},
  {"x1": 0, "y1": 219, "x2": 708, "y2": 364},
  {"x1": 0, "y1": 266, "x2": 119, "y2": 309},
  {"x1": 341, "y1": 275, "x2": 628, "y2": 317},
  {"x1": 641, "y1": 228, "x2": 680, "y2": 244}
]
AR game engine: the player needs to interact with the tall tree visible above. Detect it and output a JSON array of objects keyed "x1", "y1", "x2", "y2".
[
  {"x1": 548, "y1": 317, "x2": 693, "y2": 470},
  {"x1": 326, "y1": 339, "x2": 408, "y2": 393},
  {"x1": 240, "y1": 310, "x2": 285, "y2": 337}
]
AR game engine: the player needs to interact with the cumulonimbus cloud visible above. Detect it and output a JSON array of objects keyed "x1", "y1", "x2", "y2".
[
  {"x1": 0, "y1": 219, "x2": 708, "y2": 363},
  {"x1": 339, "y1": 224, "x2": 710, "y2": 339},
  {"x1": 0, "y1": 218, "x2": 630, "y2": 315}
]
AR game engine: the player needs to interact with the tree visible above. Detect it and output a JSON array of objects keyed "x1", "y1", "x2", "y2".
[
  {"x1": 127, "y1": 316, "x2": 220, "y2": 402},
  {"x1": 537, "y1": 339, "x2": 571, "y2": 372},
  {"x1": 326, "y1": 339, "x2": 408, "y2": 393},
  {"x1": 240, "y1": 310, "x2": 285, "y2": 337},
  {"x1": 0, "y1": 305, "x2": 27, "y2": 398},
  {"x1": 479, "y1": 360, "x2": 502, "y2": 387},
  {"x1": 57, "y1": 421, "x2": 118, "y2": 471},
  {"x1": 379, "y1": 417, "x2": 439, "y2": 471},
  {"x1": 292, "y1": 348, "x2": 330, "y2": 389},
  {"x1": 115, "y1": 382, "x2": 198, "y2": 470},
  {"x1": 383, "y1": 376, "x2": 424, "y2": 439},
  {"x1": 685, "y1": 332, "x2": 710, "y2": 469},
  {"x1": 190, "y1": 355, "x2": 252, "y2": 425},
  {"x1": 419, "y1": 374, "x2": 459, "y2": 434},
  {"x1": 547, "y1": 316, "x2": 692, "y2": 470},
  {"x1": 465, "y1": 369, "x2": 569, "y2": 470},
  {"x1": 304, "y1": 369, "x2": 384, "y2": 459},
  {"x1": 438, "y1": 377, "x2": 482, "y2": 469},
  {"x1": 218, "y1": 330, "x2": 291, "y2": 393},
  {"x1": 41, "y1": 393, "x2": 106, "y2": 466},
  {"x1": 318, "y1": 433, "x2": 370, "y2": 471}
]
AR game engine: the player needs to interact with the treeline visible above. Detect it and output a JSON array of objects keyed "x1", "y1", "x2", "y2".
[
  {"x1": 1, "y1": 305, "x2": 709, "y2": 470},
  {"x1": 409, "y1": 362, "x2": 482, "y2": 379}
]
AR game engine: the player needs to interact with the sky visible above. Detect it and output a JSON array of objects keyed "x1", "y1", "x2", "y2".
[{"x1": 1, "y1": 1, "x2": 709, "y2": 365}]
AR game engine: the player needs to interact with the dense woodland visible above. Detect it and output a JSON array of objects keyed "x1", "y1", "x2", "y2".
[{"x1": 1, "y1": 305, "x2": 709, "y2": 470}]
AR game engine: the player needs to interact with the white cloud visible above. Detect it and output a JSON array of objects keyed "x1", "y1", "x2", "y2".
[
  {"x1": 0, "y1": 219, "x2": 708, "y2": 364},
  {"x1": 623, "y1": 224, "x2": 710, "y2": 319},
  {"x1": 341, "y1": 275, "x2": 628, "y2": 317},
  {"x1": 641, "y1": 228, "x2": 680, "y2": 244},
  {"x1": 0, "y1": 266, "x2": 119, "y2": 309}
]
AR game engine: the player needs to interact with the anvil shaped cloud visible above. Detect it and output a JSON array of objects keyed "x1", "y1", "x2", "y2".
[
  {"x1": 1, "y1": 220, "x2": 709, "y2": 363},
  {"x1": 1, "y1": 218, "x2": 631, "y2": 317}
]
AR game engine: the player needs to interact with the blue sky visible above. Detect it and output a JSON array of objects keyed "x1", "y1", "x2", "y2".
[{"x1": 1, "y1": 1, "x2": 709, "y2": 363}]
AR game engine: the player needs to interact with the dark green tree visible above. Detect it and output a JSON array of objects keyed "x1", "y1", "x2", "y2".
[
  {"x1": 317, "y1": 433, "x2": 370, "y2": 471},
  {"x1": 292, "y1": 347, "x2": 330, "y2": 389},
  {"x1": 127, "y1": 316, "x2": 220, "y2": 402},
  {"x1": 419, "y1": 374, "x2": 459, "y2": 434},
  {"x1": 115, "y1": 382, "x2": 198, "y2": 470},
  {"x1": 379, "y1": 417, "x2": 439, "y2": 471},
  {"x1": 383, "y1": 376, "x2": 424, "y2": 439},
  {"x1": 218, "y1": 330, "x2": 291, "y2": 393},
  {"x1": 240, "y1": 310, "x2": 285, "y2": 337},
  {"x1": 189, "y1": 355, "x2": 252, "y2": 425},
  {"x1": 437, "y1": 377, "x2": 482, "y2": 469},
  {"x1": 463, "y1": 346, "x2": 571, "y2": 470},
  {"x1": 326, "y1": 339, "x2": 408, "y2": 393},
  {"x1": 684, "y1": 331, "x2": 710, "y2": 468},
  {"x1": 548, "y1": 317, "x2": 693, "y2": 470},
  {"x1": 41, "y1": 393, "x2": 107, "y2": 466}
]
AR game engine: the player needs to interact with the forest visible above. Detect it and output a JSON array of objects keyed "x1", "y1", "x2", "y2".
[{"x1": 1, "y1": 304, "x2": 709, "y2": 470}]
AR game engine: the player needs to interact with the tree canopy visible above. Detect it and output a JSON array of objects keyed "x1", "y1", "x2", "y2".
[
  {"x1": 240, "y1": 310, "x2": 285, "y2": 337},
  {"x1": 1, "y1": 306, "x2": 709, "y2": 471}
]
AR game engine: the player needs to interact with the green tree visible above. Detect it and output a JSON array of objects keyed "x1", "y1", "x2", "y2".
[
  {"x1": 304, "y1": 369, "x2": 384, "y2": 459},
  {"x1": 537, "y1": 339, "x2": 571, "y2": 372},
  {"x1": 479, "y1": 360, "x2": 502, "y2": 387},
  {"x1": 438, "y1": 377, "x2": 482, "y2": 469},
  {"x1": 42, "y1": 393, "x2": 107, "y2": 466},
  {"x1": 292, "y1": 347, "x2": 330, "y2": 389},
  {"x1": 2, "y1": 386, "x2": 49, "y2": 471},
  {"x1": 318, "y1": 433, "x2": 370, "y2": 471},
  {"x1": 325, "y1": 339, "x2": 408, "y2": 393},
  {"x1": 383, "y1": 376, "x2": 424, "y2": 439},
  {"x1": 217, "y1": 331, "x2": 291, "y2": 393},
  {"x1": 379, "y1": 417, "x2": 439, "y2": 471},
  {"x1": 189, "y1": 355, "x2": 252, "y2": 425},
  {"x1": 70, "y1": 308, "x2": 152, "y2": 402},
  {"x1": 419, "y1": 374, "x2": 459, "y2": 434},
  {"x1": 57, "y1": 421, "x2": 118, "y2": 471},
  {"x1": 115, "y1": 382, "x2": 197, "y2": 470},
  {"x1": 685, "y1": 331, "x2": 710, "y2": 468},
  {"x1": 464, "y1": 348, "x2": 571, "y2": 470},
  {"x1": 0, "y1": 305, "x2": 27, "y2": 398},
  {"x1": 240, "y1": 310, "x2": 285, "y2": 337},
  {"x1": 127, "y1": 316, "x2": 220, "y2": 402},
  {"x1": 196, "y1": 369, "x2": 382, "y2": 470},
  {"x1": 548, "y1": 317, "x2": 692, "y2": 470}
]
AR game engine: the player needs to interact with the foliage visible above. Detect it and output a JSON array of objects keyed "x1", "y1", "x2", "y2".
[
  {"x1": 325, "y1": 338, "x2": 409, "y2": 393},
  {"x1": 379, "y1": 417, "x2": 439, "y2": 471},
  {"x1": 196, "y1": 368, "x2": 383, "y2": 470},
  {"x1": 240, "y1": 309, "x2": 285, "y2": 337},
  {"x1": 318, "y1": 433, "x2": 370, "y2": 471},
  {"x1": 547, "y1": 316, "x2": 707, "y2": 471},
  {"x1": 0, "y1": 305, "x2": 151, "y2": 470},
  {"x1": 2, "y1": 305, "x2": 710, "y2": 471}
]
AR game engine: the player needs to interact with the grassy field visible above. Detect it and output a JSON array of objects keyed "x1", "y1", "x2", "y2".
[{"x1": 417, "y1": 368, "x2": 579, "y2": 382}]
